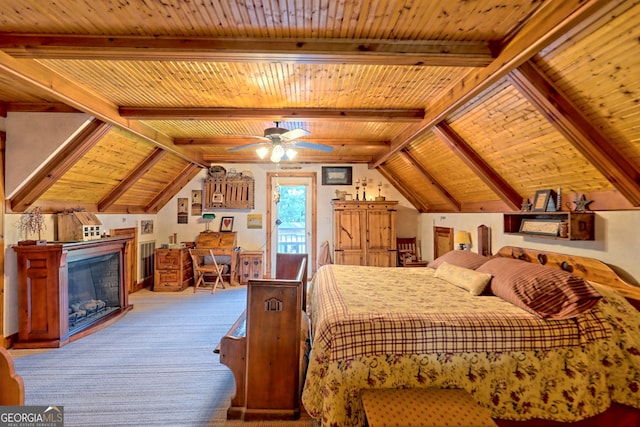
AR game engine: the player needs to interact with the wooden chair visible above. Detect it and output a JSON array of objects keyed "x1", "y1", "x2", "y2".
[
  {"x1": 0, "y1": 346, "x2": 25, "y2": 405},
  {"x1": 189, "y1": 248, "x2": 226, "y2": 293},
  {"x1": 396, "y1": 237, "x2": 424, "y2": 266}
]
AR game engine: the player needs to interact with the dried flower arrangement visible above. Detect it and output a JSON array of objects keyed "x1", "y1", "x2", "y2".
[{"x1": 17, "y1": 207, "x2": 46, "y2": 243}]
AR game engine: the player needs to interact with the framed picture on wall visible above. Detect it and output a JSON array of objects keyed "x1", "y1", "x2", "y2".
[
  {"x1": 220, "y1": 216, "x2": 234, "y2": 232},
  {"x1": 140, "y1": 220, "x2": 154, "y2": 235},
  {"x1": 247, "y1": 214, "x2": 262, "y2": 229},
  {"x1": 322, "y1": 166, "x2": 352, "y2": 185},
  {"x1": 191, "y1": 190, "x2": 202, "y2": 216},
  {"x1": 177, "y1": 197, "x2": 188, "y2": 224}
]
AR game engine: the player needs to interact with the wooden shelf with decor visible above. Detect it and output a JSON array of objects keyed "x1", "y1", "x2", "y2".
[{"x1": 503, "y1": 211, "x2": 594, "y2": 240}]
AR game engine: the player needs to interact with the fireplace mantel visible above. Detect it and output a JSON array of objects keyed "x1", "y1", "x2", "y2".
[{"x1": 12, "y1": 237, "x2": 133, "y2": 348}]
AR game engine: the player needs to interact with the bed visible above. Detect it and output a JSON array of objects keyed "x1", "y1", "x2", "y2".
[{"x1": 301, "y1": 246, "x2": 640, "y2": 427}]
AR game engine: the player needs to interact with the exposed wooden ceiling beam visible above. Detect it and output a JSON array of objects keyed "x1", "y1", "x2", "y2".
[
  {"x1": 144, "y1": 163, "x2": 201, "y2": 213},
  {"x1": 372, "y1": 0, "x2": 625, "y2": 167},
  {"x1": 98, "y1": 148, "x2": 167, "y2": 211},
  {"x1": 6, "y1": 102, "x2": 79, "y2": 113},
  {"x1": 0, "y1": 34, "x2": 495, "y2": 67},
  {"x1": 9, "y1": 118, "x2": 111, "y2": 212},
  {"x1": 432, "y1": 122, "x2": 522, "y2": 211},
  {"x1": 400, "y1": 150, "x2": 461, "y2": 212},
  {"x1": 0, "y1": 50, "x2": 206, "y2": 166},
  {"x1": 508, "y1": 60, "x2": 640, "y2": 206},
  {"x1": 202, "y1": 153, "x2": 374, "y2": 164},
  {"x1": 120, "y1": 107, "x2": 425, "y2": 122},
  {"x1": 377, "y1": 166, "x2": 429, "y2": 213},
  {"x1": 175, "y1": 137, "x2": 389, "y2": 147}
]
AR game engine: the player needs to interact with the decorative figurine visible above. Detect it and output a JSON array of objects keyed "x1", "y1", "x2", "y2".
[{"x1": 573, "y1": 194, "x2": 593, "y2": 212}]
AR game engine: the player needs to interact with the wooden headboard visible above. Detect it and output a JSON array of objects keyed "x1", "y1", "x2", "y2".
[{"x1": 495, "y1": 246, "x2": 640, "y2": 301}]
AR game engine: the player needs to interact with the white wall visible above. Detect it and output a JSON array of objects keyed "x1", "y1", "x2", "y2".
[
  {"x1": 153, "y1": 163, "x2": 418, "y2": 251},
  {"x1": 5, "y1": 112, "x2": 92, "y2": 198},
  {"x1": 420, "y1": 211, "x2": 640, "y2": 285}
]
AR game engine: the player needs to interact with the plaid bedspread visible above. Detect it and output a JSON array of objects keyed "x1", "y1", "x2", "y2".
[{"x1": 309, "y1": 264, "x2": 611, "y2": 361}]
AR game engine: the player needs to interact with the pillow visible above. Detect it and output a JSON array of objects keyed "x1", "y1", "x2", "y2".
[
  {"x1": 427, "y1": 250, "x2": 489, "y2": 270},
  {"x1": 434, "y1": 262, "x2": 492, "y2": 296},
  {"x1": 476, "y1": 257, "x2": 602, "y2": 319}
]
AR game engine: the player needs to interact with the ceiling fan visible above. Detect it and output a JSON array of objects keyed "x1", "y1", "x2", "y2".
[{"x1": 228, "y1": 122, "x2": 333, "y2": 162}]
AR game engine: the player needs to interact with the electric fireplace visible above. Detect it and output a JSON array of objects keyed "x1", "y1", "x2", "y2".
[{"x1": 13, "y1": 237, "x2": 133, "y2": 348}]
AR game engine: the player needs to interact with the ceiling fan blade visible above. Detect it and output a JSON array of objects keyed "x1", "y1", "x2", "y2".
[
  {"x1": 281, "y1": 128, "x2": 310, "y2": 141},
  {"x1": 227, "y1": 142, "x2": 267, "y2": 152},
  {"x1": 294, "y1": 141, "x2": 334, "y2": 152},
  {"x1": 226, "y1": 134, "x2": 270, "y2": 141}
]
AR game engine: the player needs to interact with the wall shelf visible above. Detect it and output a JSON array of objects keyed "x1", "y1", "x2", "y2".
[
  {"x1": 503, "y1": 211, "x2": 594, "y2": 240},
  {"x1": 204, "y1": 170, "x2": 254, "y2": 210}
]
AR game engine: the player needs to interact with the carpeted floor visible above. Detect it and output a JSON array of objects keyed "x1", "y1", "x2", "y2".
[{"x1": 11, "y1": 286, "x2": 318, "y2": 427}]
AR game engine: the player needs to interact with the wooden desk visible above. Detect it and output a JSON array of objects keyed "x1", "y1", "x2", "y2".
[{"x1": 196, "y1": 231, "x2": 238, "y2": 285}]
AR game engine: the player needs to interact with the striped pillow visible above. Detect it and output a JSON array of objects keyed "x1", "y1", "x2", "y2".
[{"x1": 477, "y1": 257, "x2": 602, "y2": 319}]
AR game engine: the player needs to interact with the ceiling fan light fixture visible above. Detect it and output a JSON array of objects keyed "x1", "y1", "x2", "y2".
[
  {"x1": 270, "y1": 144, "x2": 285, "y2": 162},
  {"x1": 285, "y1": 148, "x2": 297, "y2": 160},
  {"x1": 256, "y1": 146, "x2": 269, "y2": 159}
]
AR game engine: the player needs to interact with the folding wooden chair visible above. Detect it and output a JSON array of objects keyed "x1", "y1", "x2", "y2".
[{"x1": 189, "y1": 248, "x2": 226, "y2": 293}]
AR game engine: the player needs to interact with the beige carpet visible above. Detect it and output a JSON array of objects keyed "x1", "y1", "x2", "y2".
[{"x1": 11, "y1": 287, "x2": 318, "y2": 427}]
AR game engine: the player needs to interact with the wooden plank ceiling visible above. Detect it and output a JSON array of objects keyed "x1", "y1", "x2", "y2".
[{"x1": 0, "y1": 0, "x2": 637, "y2": 213}]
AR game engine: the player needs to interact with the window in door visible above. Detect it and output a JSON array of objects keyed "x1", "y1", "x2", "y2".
[
  {"x1": 276, "y1": 185, "x2": 308, "y2": 254},
  {"x1": 266, "y1": 172, "x2": 317, "y2": 278}
]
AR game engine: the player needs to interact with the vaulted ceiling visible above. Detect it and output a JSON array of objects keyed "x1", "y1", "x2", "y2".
[{"x1": 0, "y1": 0, "x2": 638, "y2": 213}]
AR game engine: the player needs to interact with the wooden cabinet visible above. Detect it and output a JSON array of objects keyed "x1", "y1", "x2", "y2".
[
  {"x1": 332, "y1": 200, "x2": 398, "y2": 267},
  {"x1": 239, "y1": 251, "x2": 263, "y2": 285},
  {"x1": 154, "y1": 248, "x2": 193, "y2": 291},
  {"x1": 503, "y1": 211, "x2": 594, "y2": 240}
]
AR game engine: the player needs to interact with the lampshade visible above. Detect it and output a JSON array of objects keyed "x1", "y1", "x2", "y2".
[
  {"x1": 455, "y1": 231, "x2": 471, "y2": 245},
  {"x1": 256, "y1": 146, "x2": 269, "y2": 159}
]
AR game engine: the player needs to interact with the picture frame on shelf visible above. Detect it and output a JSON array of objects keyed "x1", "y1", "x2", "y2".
[
  {"x1": 519, "y1": 219, "x2": 562, "y2": 236},
  {"x1": 532, "y1": 189, "x2": 557, "y2": 212},
  {"x1": 322, "y1": 166, "x2": 352, "y2": 185},
  {"x1": 220, "y1": 216, "x2": 234, "y2": 232}
]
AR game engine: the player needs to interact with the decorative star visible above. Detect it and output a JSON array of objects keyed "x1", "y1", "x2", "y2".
[{"x1": 573, "y1": 194, "x2": 593, "y2": 212}]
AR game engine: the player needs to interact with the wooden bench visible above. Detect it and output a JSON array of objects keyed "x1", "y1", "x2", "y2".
[
  {"x1": 0, "y1": 346, "x2": 25, "y2": 405},
  {"x1": 217, "y1": 253, "x2": 309, "y2": 421},
  {"x1": 361, "y1": 388, "x2": 497, "y2": 427}
]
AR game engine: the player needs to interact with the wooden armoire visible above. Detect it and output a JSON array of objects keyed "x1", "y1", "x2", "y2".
[{"x1": 332, "y1": 200, "x2": 398, "y2": 267}]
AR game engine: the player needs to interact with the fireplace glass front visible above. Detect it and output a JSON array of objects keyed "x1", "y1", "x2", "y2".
[{"x1": 68, "y1": 252, "x2": 122, "y2": 333}]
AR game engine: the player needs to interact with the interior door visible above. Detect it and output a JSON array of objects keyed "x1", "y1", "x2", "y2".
[{"x1": 433, "y1": 226, "x2": 453, "y2": 260}]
